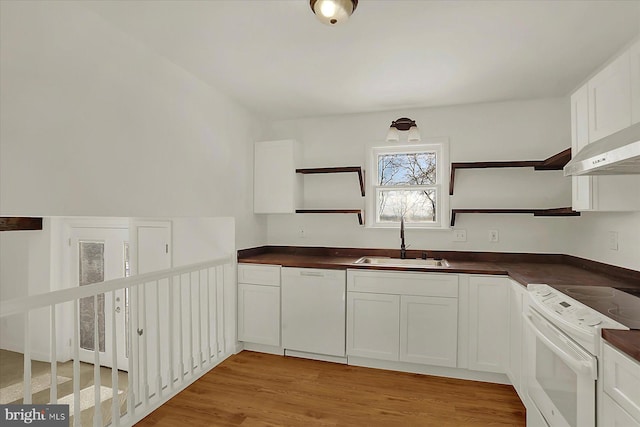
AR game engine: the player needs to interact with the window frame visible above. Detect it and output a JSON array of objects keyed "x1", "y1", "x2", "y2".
[{"x1": 366, "y1": 138, "x2": 450, "y2": 229}]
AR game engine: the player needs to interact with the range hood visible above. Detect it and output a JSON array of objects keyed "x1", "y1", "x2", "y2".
[{"x1": 564, "y1": 122, "x2": 640, "y2": 176}]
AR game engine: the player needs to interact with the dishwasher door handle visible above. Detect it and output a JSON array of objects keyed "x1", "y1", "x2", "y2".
[{"x1": 299, "y1": 270, "x2": 325, "y2": 277}]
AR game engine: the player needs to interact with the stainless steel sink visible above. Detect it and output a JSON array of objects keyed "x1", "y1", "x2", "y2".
[{"x1": 353, "y1": 257, "x2": 450, "y2": 268}]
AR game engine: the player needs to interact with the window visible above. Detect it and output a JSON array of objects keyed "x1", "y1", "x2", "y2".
[{"x1": 368, "y1": 140, "x2": 449, "y2": 228}]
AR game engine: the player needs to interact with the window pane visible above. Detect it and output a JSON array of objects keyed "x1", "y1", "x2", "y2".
[
  {"x1": 79, "y1": 241, "x2": 105, "y2": 352},
  {"x1": 377, "y1": 152, "x2": 437, "y2": 186},
  {"x1": 377, "y1": 189, "x2": 437, "y2": 223}
]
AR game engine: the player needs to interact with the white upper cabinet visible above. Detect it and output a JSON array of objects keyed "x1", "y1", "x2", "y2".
[
  {"x1": 588, "y1": 50, "x2": 632, "y2": 143},
  {"x1": 570, "y1": 38, "x2": 640, "y2": 212},
  {"x1": 571, "y1": 83, "x2": 593, "y2": 211},
  {"x1": 254, "y1": 139, "x2": 302, "y2": 214}
]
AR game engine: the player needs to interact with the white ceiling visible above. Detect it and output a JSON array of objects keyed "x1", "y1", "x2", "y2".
[{"x1": 85, "y1": 0, "x2": 640, "y2": 120}]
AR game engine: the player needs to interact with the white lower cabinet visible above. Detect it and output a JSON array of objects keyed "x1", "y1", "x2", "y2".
[
  {"x1": 346, "y1": 292, "x2": 400, "y2": 360},
  {"x1": 346, "y1": 269, "x2": 458, "y2": 368},
  {"x1": 507, "y1": 280, "x2": 527, "y2": 400},
  {"x1": 602, "y1": 342, "x2": 640, "y2": 426},
  {"x1": 400, "y1": 295, "x2": 458, "y2": 367},
  {"x1": 237, "y1": 264, "x2": 281, "y2": 347},
  {"x1": 467, "y1": 275, "x2": 510, "y2": 373},
  {"x1": 602, "y1": 393, "x2": 640, "y2": 427}
]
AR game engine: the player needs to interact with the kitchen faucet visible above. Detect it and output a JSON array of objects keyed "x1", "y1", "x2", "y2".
[{"x1": 400, "y1": 217, "x2": 406, "y2": 259}]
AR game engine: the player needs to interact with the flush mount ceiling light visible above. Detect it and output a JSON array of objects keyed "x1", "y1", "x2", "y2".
[
  {"x1": 310, "y1": 0, "x2": 358, "y2": 26},
  {"x1": 386, "y1": 117, "x2": 421, "y2": 143}
]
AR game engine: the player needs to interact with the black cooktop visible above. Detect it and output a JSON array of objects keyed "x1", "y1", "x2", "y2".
[{"x1": 551, "y1": 285, "x2": 640, "y2": 330}]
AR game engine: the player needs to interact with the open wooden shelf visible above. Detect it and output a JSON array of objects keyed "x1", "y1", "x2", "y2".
[
  {"x1": 296, "y1": 209, "x2": 364, "y2": 225},
  {"x1": 0, "y1": 217, "x2": 43, "y2": 231},
  {"x1": 450, "y1": 207, "x2": 580, "y2": 226},
  {"x1": 449, "y1": 148, "x2": 571, "y2": 195},
  {"x1": 296, "y1": 166, "x2": 365, "y2": 197}
]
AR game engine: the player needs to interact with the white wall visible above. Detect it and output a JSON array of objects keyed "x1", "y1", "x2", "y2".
[
  {"x1": 268, "y1": 98, "x2": 575, "y2": 254},
  {"x1": 567, "y1": 212, "x2": 640, "y2": 270},
  {"x1": 0, "y1": 1, "x2": 268, "y2": 250}
]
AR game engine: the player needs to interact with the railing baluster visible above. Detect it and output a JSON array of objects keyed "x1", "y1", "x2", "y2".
[
  {"x1": 212, "y1": 268, "x2": 218, "y2": 359},
  {"x1": 111, "y1": 291, "x2": 120, "y2": 426},
  {"x1": 197, "y1": 270, "x2": 202, "y2": 370},
  {"x1": 50, "y1": 305, "x2": 57, "y2": 403},
  {"x1": 127, "y1": 285, "x2": 135, "y2": 419},
  {"x1": 73, "y1": 299, "x2": 80, "y2": 426},
  {"x1": 219, "y1": 266, "x2": 226, "y2": 355},
  {"x1": 155, "y1": 279, "x2": 162, "y2": 398},
  {"x1": 141, "y1": 282, "x2": 149, "y2": 405},
  {"x1": 23, "y1": 311, "x2": 31, "y2": 404},
  {"x1": 189, "y1": 272, "x2": 194, "y2": 375},
  {"x1": 206, "y1": 268, "x2": 212, "y2": 364},
  {"x1": 168, "y1": 275, "x2": 175, "y2": 390},
  {"x1": 178, "y1": 274, "x2": 184, "y2": 383},
  {"x1": 93, "y1": 294, "x2": 102, "y2": 427}
]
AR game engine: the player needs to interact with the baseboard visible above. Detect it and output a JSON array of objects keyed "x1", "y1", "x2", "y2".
[
  {"x1": 284, "y1": 349, "x2": 347, "y2": 364},
  {"x1": 1, "y1": 342, "x2": 50, "y2": 363},
  {"x1": 242, "y1": 342, "x2": 285, "y2": 356},
  {"x1": 348, "y1": 356, "x2": 511, "y2": 385}
]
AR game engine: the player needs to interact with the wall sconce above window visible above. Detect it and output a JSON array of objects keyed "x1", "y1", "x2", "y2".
[
  {"x1": 310, "y1": 0, "x2": 358, "y2": 26},
  {"x1": 386, "y1": 117, "x2": 421, "y2": 143}
]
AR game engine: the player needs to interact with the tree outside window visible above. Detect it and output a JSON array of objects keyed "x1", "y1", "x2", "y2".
[{"x1": 369, "y1": 142, "x2": 448, "y2": 228}]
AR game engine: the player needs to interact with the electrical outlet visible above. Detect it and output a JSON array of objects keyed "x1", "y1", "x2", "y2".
[
  {"x1": 298, "y1": 226, "x2": 305, "y2": 239},
  {"x1": 607, "y1": 231, "x2": 618, "y2": 251},
  {"x1": 489, "y1": 229, "x2": 499, "y2": 243},
  {"x1": 453, "y1": 229, "x2": 467, "y2": 242}
]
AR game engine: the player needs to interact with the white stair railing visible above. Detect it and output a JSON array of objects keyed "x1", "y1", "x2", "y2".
[{"x1": 0, "y1": 256, "x2": 234, "y2": 427}]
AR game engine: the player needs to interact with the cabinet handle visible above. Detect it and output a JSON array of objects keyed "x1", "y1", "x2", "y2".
[{"x1": 300, "y1": 271, "x2": 325, "y2": 277}]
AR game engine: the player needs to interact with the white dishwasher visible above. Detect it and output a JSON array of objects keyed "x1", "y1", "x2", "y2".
[{"x1": 281, "y1": 267, "x2": 346, "y2": 357}]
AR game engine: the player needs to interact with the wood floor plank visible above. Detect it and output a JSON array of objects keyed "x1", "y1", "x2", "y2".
[{"x1": 136, "y1": 351, "x2": 525, "y2": 426}]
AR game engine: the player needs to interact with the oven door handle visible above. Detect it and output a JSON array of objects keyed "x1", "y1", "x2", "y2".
[{"x1": 524, "y1": 314, "x2": 597, "y2": 379}]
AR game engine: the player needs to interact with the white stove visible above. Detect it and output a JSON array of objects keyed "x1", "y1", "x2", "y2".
[
  {"x1": 528, "y1": 284, "x2": 628, "y2": 355},
  {"x1": 525, "y1": 284, "x2": 629, "y2": 427}
]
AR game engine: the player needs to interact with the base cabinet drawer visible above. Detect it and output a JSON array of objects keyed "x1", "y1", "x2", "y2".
[
  {"x1": 602, "y1": 393, "x2": 640, "y2": 427},
  {"x1": 603, "y1": 343, "x2": 640, "y2": 423}
]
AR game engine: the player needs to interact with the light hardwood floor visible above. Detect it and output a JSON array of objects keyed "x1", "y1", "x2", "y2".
[{"x1": 136, "y1": 351, "x2": 525, "y2": 426}]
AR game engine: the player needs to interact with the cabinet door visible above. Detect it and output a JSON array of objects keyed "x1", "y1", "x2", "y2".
[
  {"x1": 468, "y1": 276, "x2": 509, "y2": 373},
  {"x1": 237, "y1": 283, "x2": 280, "y2": 346},
  {"x1": 254, "y1": 139, "x2": 301, "y2": 214},
  {"x1": 602, "y1": 393, "x2": 640, "y2": 427},
  {"x1": 588, "y1": 51, "x2": 632, "y2": 142},
  {"x1": 630, "y1": 39, "x2": 640, "y2": 124},
  {"x1": 399, "y1": 295, "x2": 457, "y2": 367},
  {"x1": 507, "y1": 281, "x2": 525, "y2": 397},
  {"x1": 346, "y1": 292, "x2": 399, "y2": 361},
  {"x1": 570, "y1": 83, "x2": 593, "y2": 211}
]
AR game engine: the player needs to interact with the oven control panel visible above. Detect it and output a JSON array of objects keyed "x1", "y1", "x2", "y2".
[{"x1": 529, "y1": 284, "x2": 627, "y2": 333}]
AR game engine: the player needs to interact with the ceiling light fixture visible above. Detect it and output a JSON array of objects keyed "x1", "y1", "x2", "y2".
[
  {"x1": 310, "y1": 0, "x2": 358, "y2": 26},
  {"x1": 386, "y1": 118, "x2": 421, "y2": 143}
]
